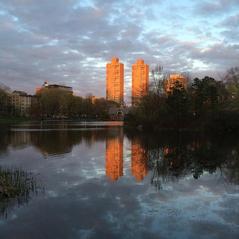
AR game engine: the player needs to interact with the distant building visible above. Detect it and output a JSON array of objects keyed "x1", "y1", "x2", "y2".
[
  {"x1": 90, "y1": 95, "x2": 97, "y2": 104},
  {"x1": 106, "y1": 57, "x2": 124, "y2": 105},
  {"x1": 87, "y1": 95, "x2": 100, "y2": 104},
  {"x1": 9, "y1": 91, "x2": 35, "y2": 116},
  {"x1": 132, "y1": 59, "x2": 149, "y2": 105},
  {"x1": 164, "y1": 74, "x2": 187, "y2": 93},
  {"x1": 108, "y1": 106, "x2": 129, "y2": 121},
  {"x1": 35, "y1": 81, "x2": 73, "y2": 94}
]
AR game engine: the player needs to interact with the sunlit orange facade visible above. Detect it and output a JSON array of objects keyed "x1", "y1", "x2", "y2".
[
  {"x1": 131, "y1": 139, "x2": 148, "y2": 181},
  {"x1": 164, "y1": 74, "x2": 187, "y2": 93},
  {"x1": 106, "y1": 57, "x2": 124, "y2": 105},
  {"x1": 35, "y1": 87, "x2": 42, "y2": 94},
  {"x1": 132, "y1": 59, "x2": 149, "y2": 105},
  {"x1": 105, "y1": 135, "x2": 123, "y2": 181}
]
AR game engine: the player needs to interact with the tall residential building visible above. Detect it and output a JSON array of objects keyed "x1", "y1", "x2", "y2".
[
  {"x1": 164, "y1": 74, "x2": 187, "y2": 93},
  {"x1": 131, "y1": 139, "x2": 148, "y2": 181},
  {"x1": 105, "y1": 133, "x2": 123, "y2": 181},
  {"x1": 132, "y1": 59, "x2": 149, "y2": 105},
  {"x1": 106, "y1": 57, "x2": 124, "y2": 105}
]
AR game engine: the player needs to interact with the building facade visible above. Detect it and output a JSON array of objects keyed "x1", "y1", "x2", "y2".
[
  {"x1": 164, "y1": 74, "x2": 187, "y2": 93},
  {"x1": 9, "y1": 91, "x2": 34, "y2": 116},
  {"x1": 36, "y1": 81, "x2": 73, "y2": 95},
  {"x1": 106, "y1": 57, "x2": 124, "y2": 105},
  {"x1": 132, "y1": 59, "x2": 149, "y2": 105}
]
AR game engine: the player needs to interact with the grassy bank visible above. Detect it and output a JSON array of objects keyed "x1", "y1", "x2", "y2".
[
  {"x1": 0, "y1": 167, "x2": 40, "y2": 217},
  {"x1": 0, "y1": 116, "x2": 30, "y2": 125}
]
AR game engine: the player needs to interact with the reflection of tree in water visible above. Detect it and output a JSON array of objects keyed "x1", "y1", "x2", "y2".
[
  {"x1": 127, "y1": 131, "x2": 239, "y2": 189},
  {"x1": 0, "y1": 130, "x2": 10, "y2": 155},
  {"x1": 0, "y1": 128, "x2": 121, "y2": 157},
  {"x1": 0, "y1": 167, "x2": 43, "y2": 218},
  {"x1": 148, "y1": 145, "x2": 192, "y2": 190},
  {"x1": 221, "y1": 148, "x2": 239, "y2": 184},
  {"x1": 32, "y1": 128, "x2": 122, "y2": 157}
]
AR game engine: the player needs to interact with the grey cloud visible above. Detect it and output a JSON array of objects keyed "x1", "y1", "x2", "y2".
[
  {"x1": 0, "y1": 0, "x2": 150, "y2": 96},
  {"x1": 196, "y1": 0, "x2": 239, "y2": 15},
  {"x1": 190, "y1": 43, "x2": 239, "y2": 66},
  {"x1": 0, "y1": 0, "x2": 238, "y2": 97},
  {"x1": 221, "y1": 13, "x2": 239, "y2": 27},
  {"x1": 218, "y1": 13, "x2": 239, "y2": 42},
  {"x1": 144, "y1": 29, "x2": 239, "y2": 73}
]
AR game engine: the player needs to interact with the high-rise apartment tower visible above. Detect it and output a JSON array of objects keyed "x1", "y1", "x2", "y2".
[
  {"x1": 106, "y1": 57, "x2": 124, "y2": 105},
  {"x1": 132, "y1": 59, "x2": 149, "y2": 105}
]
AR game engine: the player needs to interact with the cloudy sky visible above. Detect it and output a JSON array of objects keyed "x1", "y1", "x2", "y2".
[{"x1": 0, "y1": 0, "x2": 238, "y2": 99}]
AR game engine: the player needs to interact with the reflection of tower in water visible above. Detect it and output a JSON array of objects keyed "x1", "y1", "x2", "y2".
[
  {"x1": 105, "y1": 132, "x2": 123, "y2": 181},
  {"x1": 131, "y1": 139, "x2": 148, "y2": 181}
]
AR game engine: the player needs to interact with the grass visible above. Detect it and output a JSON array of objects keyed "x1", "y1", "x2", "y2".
[
  {"x1": 0, "y1": 167, "x2": 42, "y2": 218},
  {"x1": 0, "y1": 116, "x2": 30, "y2": 125}
]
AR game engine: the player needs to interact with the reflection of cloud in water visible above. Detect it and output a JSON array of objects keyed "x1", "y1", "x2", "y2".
[
  {"x1": 1, "y1": 174, "x2": 237, "y2": 239},
  {"x1": 0, "y1": 128, "x2": 238, "y2": 238}
]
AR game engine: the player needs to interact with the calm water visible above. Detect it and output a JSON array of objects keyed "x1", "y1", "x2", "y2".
[{"x1": 0, "y1": 122, "x2": 238, "y2": 239}]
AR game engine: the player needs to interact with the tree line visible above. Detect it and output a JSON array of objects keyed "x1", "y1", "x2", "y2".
[
  {"x1": 0, "y1": 87, "x2": 119, "y2": 120},
  {"x1": 32, "y1": 89, "x2": 119, "y2": 119},
  {"x1": 0, "y1": 88, "x2": 12, "y2": 116},
  {"x1": 126, "y1": 67, "x2": 239, "y2": 134}
]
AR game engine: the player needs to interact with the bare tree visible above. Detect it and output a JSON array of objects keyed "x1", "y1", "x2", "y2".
[
  {"x1": 224, "y1": 67, "x2": 239, "y2": 84},
  {"x1": 151, "y1": 64, "x2": 166, "y2": 95}
]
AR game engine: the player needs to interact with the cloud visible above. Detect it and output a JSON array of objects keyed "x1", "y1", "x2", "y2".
[
  {"x1": 196, "y1": 0, "x2": 239, "y2": 15},
  {"x1": 0, "y1": 0, "x2": 238, "y2": 98},
  {"x1": 221, "y1": 13, "x2": 239, "y2": 27}
]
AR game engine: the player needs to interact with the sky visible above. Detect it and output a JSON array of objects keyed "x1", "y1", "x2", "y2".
[{"x1": 0, "y1": 0, "x2": 239, "y2": 100}]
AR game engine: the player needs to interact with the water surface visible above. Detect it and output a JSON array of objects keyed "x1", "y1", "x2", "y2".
[{"x1": 0, "y1": 122, "x2": 238, "y2": 239}]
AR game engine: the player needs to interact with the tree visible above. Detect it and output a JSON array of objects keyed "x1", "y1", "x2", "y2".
[
  {"x1": 37, "y1": 88, "x2": 73, "y2": 118},
  {"x1": 190, "y1": 76, "x2": 226, "y2": 118},
  {"x1": 224, "y1": 67, "x2": 239, "y2": 111},
  {"x1": 0, "y1": 88, "x2": 10, "y2": 116},
  {"x1": 166, "y1": 81, "x2": 191, "y2": 128},
  {"x1": 93, "y1": 98, "x2": 111, "y2": 119},
  {"x1": 224, "y1": 67, "x2": 239, "y2": 85},
  {"x1": 33, "y1": 88, "x2": 113, "y2": 120},
  {"x1": 150, "y1": 65, "x2": 166, "y2": 95}
]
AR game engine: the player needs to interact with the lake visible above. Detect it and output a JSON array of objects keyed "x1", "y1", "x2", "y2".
[{"x1": 0, "y1": 121, "x2": 238, "y2": 239}]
